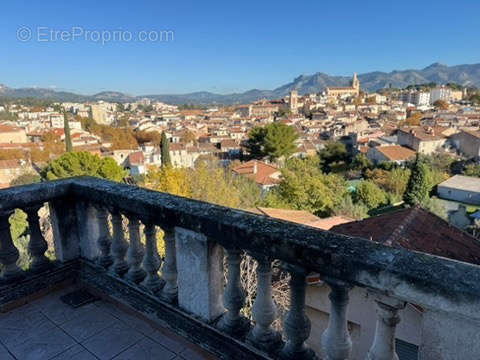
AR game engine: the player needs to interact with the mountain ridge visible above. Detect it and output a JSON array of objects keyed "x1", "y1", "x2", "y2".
[{"x1": 1, "y1": 62, "x2": 479, "y2": 105}]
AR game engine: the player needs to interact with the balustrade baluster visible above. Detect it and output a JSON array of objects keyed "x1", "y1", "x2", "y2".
[
  {"x1": 141, "y1": 221, "x2": 163, "y2": 293},
  {"x1": 321, "y1": 278, "x2": 353, "y2": 360},
  {"x1": 217, "y1": 248, "x2": 249, "y2": 337},
  {"x1": 126, "y1": 214, "x2": 146, "y2": 283},
  {"x1": 95, "y1": 205, "x2": 113, "y2": 268},
  {"x1": 109, "y1": 211, "x2": 129, "y2": 276},
  {"x1": 0, "y1": 210, "x2": 23, "y2": 280},
  {"x1": 367, "y1": 296, "x2": 406, "y2": 360},
  {"x1": 280, "y1": 264, "x2": 316, "y2": 360},
  {"x1": 247, "y1": 256, "x2": 282, "y2": 353},
  {"x1": 160, "y1": 227, "x2": 178, "y2": 303},
  {"x1": 24, "y1": 205, "x2": 49, "y2": 272}
]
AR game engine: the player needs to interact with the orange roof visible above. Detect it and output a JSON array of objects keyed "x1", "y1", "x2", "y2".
[
  {"x1": 128, "y1": 151, "x2": 145, "y2": 165},
  {"x1": 232, "y1": 160, "x2": 280, "y2": 186},
  {"x1": 0, "y1": 125, "x2": 23, "y2": 133},
  {"x1": 0, "y1": 159, "x2": 23, "y2": 169},
  {"x1": 375, "y1": 145, "x2": 416, "y2": 161},
  {"x1": 253, "y1": 207, "x2": 320, "y2": 224},
  {"x1": 309, "y1": 216, "x2": 354, "y2": 230},
  {"x1": 249, "y1": 207, "x2": 353, "y2": 230},
  {"x1": 358, "y1": 145, "x2": 369, "y2": 154}
]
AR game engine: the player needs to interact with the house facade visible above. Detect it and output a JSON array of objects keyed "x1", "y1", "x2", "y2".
[{"x1": 437, "y1": 175, "x2": 480, "y2": 205}]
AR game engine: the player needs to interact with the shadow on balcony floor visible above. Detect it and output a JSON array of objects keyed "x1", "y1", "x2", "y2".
[{"x1": 0, "y1": 286, "x2": 217, "y2": 360}]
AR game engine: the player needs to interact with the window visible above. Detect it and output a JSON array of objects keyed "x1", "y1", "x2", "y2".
[{"x1": 395, "y1": 339, "x2": 418, "y2": 360}]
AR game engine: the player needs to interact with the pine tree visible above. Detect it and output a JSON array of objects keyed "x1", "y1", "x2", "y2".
[
  {"x1": 160, "y1": 132, "x2": 171, "y2": 167},
  {"x1": 64, "y1": 112, "x2": 73, "y2": 153},
  {"x1": 404, "y1": 155, "x2": 429, "y2": 206}
]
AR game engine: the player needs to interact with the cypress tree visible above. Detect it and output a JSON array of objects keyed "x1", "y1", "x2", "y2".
[
  {"x1": 161, "y1": 131, "x2": 171, "y2": 167},
  {"x1": 64, "y1": 112, "x2": 73, "y2": 153},
  {"x1": 404, "y1": 155, "x2": 429, "y2": 206}
]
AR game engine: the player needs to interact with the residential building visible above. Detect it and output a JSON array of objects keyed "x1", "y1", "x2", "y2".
[
  {"x1": 126, "y1": 151, "x2": 146, "y2": 175},
  {"x1": 450, "y1": 130, "x2": 480, "y2": 159},
  {"x1": 397, "y1": 127, "x2": 449, "y2": 154},
  {"x1": 430, "y1": 87, "x2": 452, "y2": 104},
  {"x1": 437, "y1": 175, "x2": 480, "y2": 205},
  {"x1": 231, "y1": 160, "x2": 281, "y2": 193},
  {"x1": 366, "y1": 145, "x2": 416, "y2": 165},
  {"x1": 0, "y1": 124, "x2": 28, "y2": 143},
  {"x1": 0, "y1": 159, "x2": 33, "y2": 188},
  {"x1": 91, "y1": 102, "x2": 115, "y2": 125},
  {"x1": 399, "y1": 91, "x2": 430, "y2": 106}
]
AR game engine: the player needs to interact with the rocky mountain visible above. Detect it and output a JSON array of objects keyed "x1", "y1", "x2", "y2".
[{"x1": 1, "y1": 62, "x2": 479, "y2": 105}]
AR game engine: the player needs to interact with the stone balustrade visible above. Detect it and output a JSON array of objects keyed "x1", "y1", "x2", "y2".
[{"x1": 1, "y1": 176, "x2": 480, "y2": 360}]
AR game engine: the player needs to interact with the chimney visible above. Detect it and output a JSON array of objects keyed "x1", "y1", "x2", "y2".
[{"x1": 253, "y1": 160, "x2": 257, "y2": 174}]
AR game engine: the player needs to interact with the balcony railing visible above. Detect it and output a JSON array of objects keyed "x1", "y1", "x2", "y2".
[{"x1": 1, "y1": 176, "x2": 480, "y2": 359}]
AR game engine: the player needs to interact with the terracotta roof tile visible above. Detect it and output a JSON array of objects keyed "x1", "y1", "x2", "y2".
[
  {"x1": 232, "y1": 160, "x2": 280, "y2": 186},
  {"x1": 331, "y1": 206, "x2": 480, "y2": 265},
  {"x1": 375, "y1": 145, "x2": 416, "y2": 161}
]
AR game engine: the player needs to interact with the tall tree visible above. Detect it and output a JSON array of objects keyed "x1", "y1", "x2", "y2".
[
  {"x1": 263, "y1": 122, "x2": 298, "y2": 161},
  {"x1": 404, "y1": 155, "x2": 430, "y2": 206},
  {"x1": 318, "y1": 141, "x2": 349, "y2": 173},
  {"x1": 64, "y1": 112, "x2": 73, "y2": 153},
  {"x1": 161, "y1": 132, "x2": 171, "y2": 167},
  {"x1": 245, "y1": 126, "x2": 267, "y2": 159},
  {"x1": 245, "y1": 123, "x2": 298, "y2": 161}
]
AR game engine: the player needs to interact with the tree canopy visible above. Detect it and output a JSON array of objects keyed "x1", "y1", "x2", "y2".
[
  {"x1": 77, "y1": 116, "x2": 138, "y2": 150},
  {"x1": 42, "y1": 151, "x2": 127, "y2": 182},
  {"x1": 142, "y1": 159, "x2": 261, "y2": 209},
  {"x1": 246, "y1": 123, "x2": 298, "y2": 161},
  {"x1": 404, "y1": 155, "x2": 430, "y2": 206},
  {"x1": 433, "y1": 99, "x2": 449, "y2": 110},
  {"x1": 263, "y1": 156, "x2": 347, "y2": 217},
  {"x1": 318, "y1": 141, "x2": 349, "y2": 173},
  {"x1": 405, "y1": 112, "x2": 423, "y2": 126},
  {"x1": 354, "y1": 180, "x2": 387, "y2": 209},
  {"x1": 464, "y1": 164, "x2": 480, "y2": 177}
]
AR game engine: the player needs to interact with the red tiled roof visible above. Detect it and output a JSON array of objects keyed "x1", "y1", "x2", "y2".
[
  {"x1": 0, "y1": 125, "x2": 23, "y2": 133},
  {"x1": 169, "y1": 143, "x2": 185, "y2": 151},
  {"x1": 0, "y1": 159, "x2": 23, "y2": 169},
  {"x1": 331, "y1": 206, "x2": 480, "y2": 265},
  {"x1": 375, "y1": 145, "x2": 416, "y2": 161},
  {"x1": 309, "y1": 216, "x2": 354, "y2": 230},
  {"x1": 128, "y1": 151, "x2": 145, "y2": 165},
  {"x1": 232, "y1": 160, "x2": 280, "y2": 186}
]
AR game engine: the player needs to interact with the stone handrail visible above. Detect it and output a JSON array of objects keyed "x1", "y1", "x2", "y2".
[{"x1": 1, "y1": 176, "x2": 480, "y2": 359}]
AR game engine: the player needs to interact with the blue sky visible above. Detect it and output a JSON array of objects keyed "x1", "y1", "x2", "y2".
[{"x1": 1, "y1": 0, "x2": 479, "y2": 95}]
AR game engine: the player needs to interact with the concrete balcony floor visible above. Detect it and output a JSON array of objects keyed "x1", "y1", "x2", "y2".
[{"x1": 0, "y1": 286, "x2": 217, "y2": 360}]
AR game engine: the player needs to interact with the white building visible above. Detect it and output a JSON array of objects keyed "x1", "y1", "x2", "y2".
[
  {"x1": 430, "y1": 87, "x2": 450, "y2": 104},
  {"x1": 399, "y1": 91, "x2": 430, "y2": 106},
  {"x1": 437, "y1": 175, "x2": 480, "y2": 205}
]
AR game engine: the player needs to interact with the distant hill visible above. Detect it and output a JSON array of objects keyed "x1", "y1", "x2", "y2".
[{"x1": 1, "y1": 62, "x2": 479, "y2": 105}]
